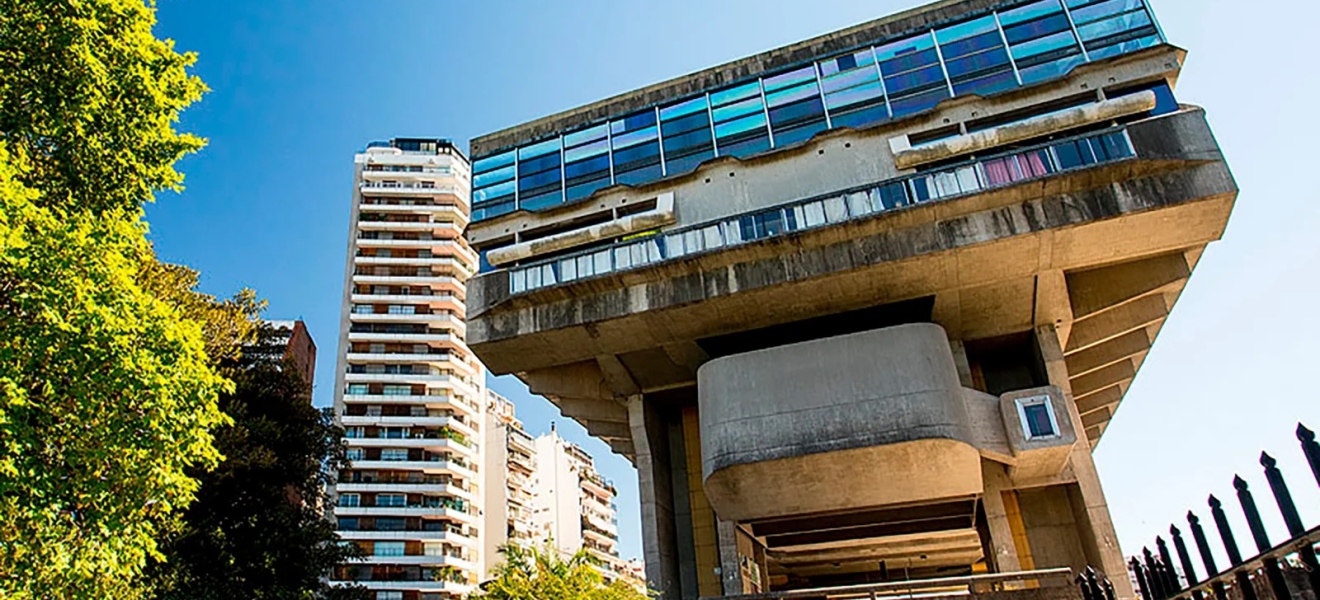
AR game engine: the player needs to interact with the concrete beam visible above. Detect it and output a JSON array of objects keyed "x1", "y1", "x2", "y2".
[
  {"x1": 523, "y1": 361, "x2": 612, "y2": 401},
  {"x1": 558, "y1": 397, "x2": 629, "y2": 424},
  {"x1": 1081, "y1": 407, "x2": 1112, "y2": 429},
  {"x1": 1064, "y1": 329, "x2": 1152, "y2": 379},
  {"x1": 1065, "y1": 294, "x2": 1169, "y2": 355},
  {"x1": 1071, "y1": 360, "x2": 1136, "y2": 400},
  {"x1": 596, "y1": 355, "x2": 641, "y2": 397},
  {"x1": 583, "y1": 419, "x2": 633, "y2": 440},
  {"x1": 1066, "y1": 253, "x2": 1189, "y2": 319},
  {"x1": 1075, "y1": 385, "x2": 1125, "y2": 416}
]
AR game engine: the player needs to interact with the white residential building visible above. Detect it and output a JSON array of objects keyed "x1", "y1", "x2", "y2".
[
  {"x1": 482, "y1": 391, "x2": 539, "y2": 575},
  {"x1": 531, "y1": 428, "x2": 628, "y2": 584},
  {"x1": 330, "y1": 138, "x2": 486, "y2": 600}
]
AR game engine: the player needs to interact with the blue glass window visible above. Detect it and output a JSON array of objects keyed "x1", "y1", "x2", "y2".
[
  {"x1": 818, "y1": 48, "x2": 889, "y2": 129},
  {"x1": 660, "y1": 96, "x2": 715, "y2": 175},
  {"x1": 562, "y1": 124, "x2": 612, "y2": 202},
  {"x1": 764, "y1": 66, "x2": 828, "y2": 147},
  {"x1": 1066, "y1": 0, "x2": 1160, "y2": 60},
  {"x1": 936, "y1": 16, "x2": 1016, "y2": 97},
  {"x1": 999, "y1": 0, "x2": 1085, "y2": 84},
  {"x1": 472, "y1": 149, "x2": 517, "y2": 220},
  {"x1": 876, "y1": 33, "x2": 950, "y2": 117},
  {"x1": 710, "y1": 81, "x2": 770, "y2": 158},
  {"x1": 611, "y1": 110, "x2": 662, "y2": 186}
]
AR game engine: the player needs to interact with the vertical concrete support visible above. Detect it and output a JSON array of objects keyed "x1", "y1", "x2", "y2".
[
  {"x1": 628, "y1": 395, "x2": 683, "y2": 599},
  {"x1": 717, "y1": 519, "x2": 742, "y2": 595},
  {"x1": 1035, "y1": 325, "x2": 1136, "y2": 600},
  {"x1": 981, "y1": 461, "x2": 1024, "y2": 574}
]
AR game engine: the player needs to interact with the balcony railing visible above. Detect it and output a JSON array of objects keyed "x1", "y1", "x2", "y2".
[{"x1": 506, "y1": 127, "x2": 1136, "y2": 294}]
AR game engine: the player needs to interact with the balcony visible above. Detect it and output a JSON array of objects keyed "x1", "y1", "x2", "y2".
[
  {"x1": 353, "y1": 256, "x2": 475, "y2": 273},
  {"x1": 349, "y1": 293, "x2": 465, "y2": 307},
  {"x1": 357, "y1": 555, "x2": 475, "y2": 570},
  {"x1": 332, "y1": 580, "x2": 473, "y2": 595},
  {"x1": 358, "y1": 180, "x2": 463, "y2": 196},
  {"x1": 337, "y1": 529, "x2": 474, "y2": 545},
  {"x1": 333, "y1": 505, "x2": 475, "y2": 522},
  {"x1": 355, "y1": 220, "x2": 461, "y2": 233},
  {"x1": 341, "y1": 414, "x2": 474, "y2": 430},
  {"x1": 503, "y1": 128, "x2": 1137, "y2": 295},
  {"x1": 346, "y1": 328, "x2": 465, "y2": 344},
  {"x1": 336, "y1": 482, "x2": 472, "y2": 499},
  {"x1": 346, "y1": 460, "x2": 475, "y2": 478},
  {"x1": 343, "y1": 438, "x2": 475, "y2": 456},
  {"x1": 341, "y1": 394, "x2": 480, "y2": 414}
]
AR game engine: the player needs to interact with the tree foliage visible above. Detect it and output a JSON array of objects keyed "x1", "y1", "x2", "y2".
[
  {"x1": 0, "y1": 0, "x2": 207, "y2": 215},
  {"x1": 147, "y1": 331, "x2": 366, "y2": 600},
  {"x1": 472, "y1": 544, "x2": 652, "y2": 600},
  {"x1": 0, "y1": 1, "x2": 230, "y2": 597},
  {"x1": 0, "y1": 144, "x2": 232, "y2": 598}
]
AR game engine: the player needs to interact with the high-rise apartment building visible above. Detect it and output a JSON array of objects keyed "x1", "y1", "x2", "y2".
[
  {"x1": 531, "y1": 429, "x2": 628, "y2": 584},
  {"x1": 482, "y1": 390, "x2": 539, "y2": 568},
  {"x1": 461, "y1": 0, "x2": 1236, "y2": 598},
  {"x1": 330, "y1": 139, "x2": 487, "y2": 600}
]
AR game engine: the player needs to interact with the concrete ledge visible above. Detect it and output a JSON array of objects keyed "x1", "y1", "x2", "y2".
[
  {"x1": 487, "y1": 193, "x2": 676, "y2": 266},
  {"x1": 892, "y1": 91, "x2": 1156, "y2": 170}
]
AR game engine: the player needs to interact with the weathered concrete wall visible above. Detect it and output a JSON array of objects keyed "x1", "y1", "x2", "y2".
[{"x1": 697, "y1": 324, "x2": 984, "y2": 521}]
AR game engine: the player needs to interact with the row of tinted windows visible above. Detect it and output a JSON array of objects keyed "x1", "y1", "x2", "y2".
[{"x1": 470, "y1": 0, "x2": 1163, "y2": 221}]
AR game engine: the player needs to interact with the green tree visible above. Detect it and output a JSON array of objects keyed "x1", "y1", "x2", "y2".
[
  {"x1": 472, "y1": 544, "x2": 652, "y2": 600},
  {"x1": 0, "y1": 145, "x2": 231, "y2": 598},
  {"x1": 0, "y1": 0, "x2": 227, "y2": 597},
  {"x1": 0, "y1": 0, "x2": 207, "y2": 215},
  {"x1": 146, "y1": 326, "x2": 367, "y2": 600}
]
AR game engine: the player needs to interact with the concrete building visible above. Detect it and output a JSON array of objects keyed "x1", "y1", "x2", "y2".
[
  {"x1": 482, "y1": 390, "x2": 540, "y2": 571},
  {"x1": 531, "y1": 428, "x2": 629, "y2": 584},
  {"x1": 329, "y1": 139, "x2": 488, "y2": 600},
  {"x1": 461, "y1": 0, "x2": 1235, "y2": 598}
]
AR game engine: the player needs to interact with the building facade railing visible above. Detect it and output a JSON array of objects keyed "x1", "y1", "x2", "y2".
[{"x1": 507, "y1": 126, "x2": 1134, "y2": 295}]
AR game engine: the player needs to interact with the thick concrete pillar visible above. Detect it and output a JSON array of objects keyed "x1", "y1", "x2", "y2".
[
  {"x1": 717, "y1": 519, "x2": 742, "y2": 595},
  {"x1": 980, "y1": 460, "x2": 1024, "y2": 574},
  {"x1": 1035, "y1": 325, "x2": 1136, "y2": 600},
  {"x1": 628, "y1": 395, "x2": 683, "y2": 599}
]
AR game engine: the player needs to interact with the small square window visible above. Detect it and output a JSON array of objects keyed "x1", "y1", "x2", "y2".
[{"x1": 1016, "y1": 395, "x2": 1060, "y2": 440}]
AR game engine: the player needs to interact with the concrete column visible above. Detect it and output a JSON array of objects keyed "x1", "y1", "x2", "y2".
[
  {"x1": 980, "y1": 460, "x2": 1023, "y2": 574},
  {"x1": 628, "y1": 395, "x2": 683, "y2": 599},
  {"x1": 1034, "y1": 325, "x2": 1137, "y2": 600},
  {"x1": 717, "y1": 519, "x2": 742, "y2": 595}
]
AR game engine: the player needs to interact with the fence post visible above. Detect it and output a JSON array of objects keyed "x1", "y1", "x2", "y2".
[
  {"x1": 1173, "y1": 529, "x2": 1205, "y2": 600},
  {"x1": 1210, "y1": 495, "x2": 1259, "y2": 600},
  {"x1": 1104, "y1": 578, "x2": 1118, "y2": 600},
  {"x1": 1234, "y1": 476, "x2": 1291, "y2": 600},
  {"x1": 1300, "y1": 424, "x2": 1320, "y2": 488},
  {"x1": 1189, "y1": 512, "x2": 1229, "y2": 600},
  {"x1": 1087, "y1": 567, "x2": 1106, "y2": 600},
  {"x1": 1133, "y1": 557, "x2": 1155, "y2": 600},
  {"x1": 1158, "y1": 536, "x2": 1183, "y2": 596},
  {"x1": 1145, "y1": 547, "x2": 1170, "y2": 599},
  {"x1": 1262, "y1": 450, "x2": 1320, "y2": 597}
]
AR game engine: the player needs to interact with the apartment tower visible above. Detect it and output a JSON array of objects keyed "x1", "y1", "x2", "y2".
[
  {"x1": 532, "y1": 429, "x2": 627, "y2": 583},
  {"x1": 482, "y1": 390, "x2": 540, "y2": 570},
  {"x1": 461, "y1": 0, "x2": 1236, "y2": 598},
  {"x1": 331, "y1": 139, "x2": 487, "y2": 600}
]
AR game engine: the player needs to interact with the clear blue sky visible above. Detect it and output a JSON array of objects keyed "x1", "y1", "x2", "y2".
[{"x1": 148, "y1": 0, "x2": 1320, "y2": 568}]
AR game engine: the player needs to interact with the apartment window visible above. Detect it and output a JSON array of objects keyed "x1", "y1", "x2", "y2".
[
  {"x1": 1016, "y1": 395, "x2": 1061, "y2": 440},
  {"x1": 352, "y1": 305, "x2": 373, "y2": 315},
  {"x1": 383, "y1": 385, "x2": 412, "y2": 396},
  {"x1": 346, "y1": 449, "x2": 365, "y2": 461},
  {"x1": 345, "y1": 427, "x2": 365, "y2": 439},
  {"x1": 377, "y1": 517, "x2": 406, "y2": 531},
  {"x1": 347, "y1": 384, "x2": 369, "y2": 395},
  {"x1": 337, "y1": 517, "x2": 359, "y2": 531},
  {"x1": 376, "y1": 592, "x2": 404, "y2": 600},
  {"x1": 369, "y1": 343, "x2": 386, "y2": 354},
  {"x1": 383, "y1": 427, "x2": 406, "y2": 439},
  {"x1": 388, "y1": 305, "x2": 416, "y2": 315},
  {"x1": 374, "y1": 542, "x2": 406, "y2": 557},
  {"x1": 339, "y1": 494, "x2": 361, "y2": 507},
  {"x1": 377, "y1": 494, "x2": 407, "y2": 507},
  {"x1": 381, "y1": 449, "x2": 409, "y2": 461}
]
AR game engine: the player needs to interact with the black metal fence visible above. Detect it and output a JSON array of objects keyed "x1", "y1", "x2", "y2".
[{"x1": 1120, "y1": 423, "x2": 1320, "y2": 600}]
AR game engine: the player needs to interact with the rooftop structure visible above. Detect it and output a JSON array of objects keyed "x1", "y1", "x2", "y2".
[{"x1": 461, "y1": 1, "x2": 1235, "y2": 598}]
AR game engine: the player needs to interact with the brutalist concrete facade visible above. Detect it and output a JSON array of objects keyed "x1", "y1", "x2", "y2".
[{"x1": 462, "y1": 0, "x2": 1235, "y2": 597}]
